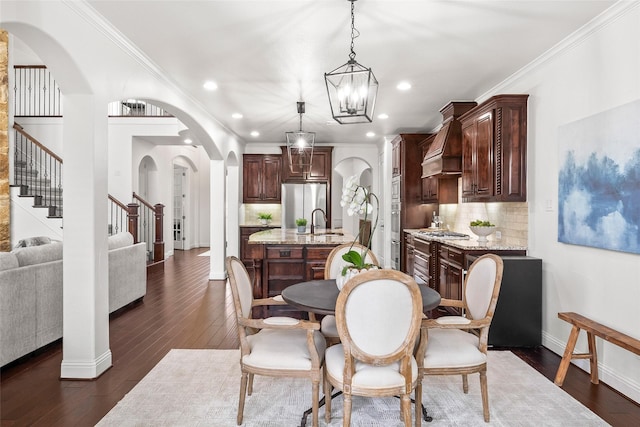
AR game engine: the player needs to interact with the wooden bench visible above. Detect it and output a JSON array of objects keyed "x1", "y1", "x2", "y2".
[{"x1": 554, "y1": 312, "x2": 640, "y2": 386}]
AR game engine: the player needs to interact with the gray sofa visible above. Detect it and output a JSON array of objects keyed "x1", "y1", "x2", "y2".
[{"x1": 0, "y1": 233, "x2": 146, "y2": 367}]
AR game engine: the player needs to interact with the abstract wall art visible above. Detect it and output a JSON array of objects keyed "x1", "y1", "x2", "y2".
[{"x1": 558, "y1": 100, "x2": 640, "y2": 254}]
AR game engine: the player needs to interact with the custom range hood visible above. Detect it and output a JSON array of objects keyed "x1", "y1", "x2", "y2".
[{"x1": 421, "y1": 101, "x2": 477, "y2": 178}]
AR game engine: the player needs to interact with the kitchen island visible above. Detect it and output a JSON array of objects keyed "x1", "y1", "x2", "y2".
[{"x1": 248, "y1": 228, "x2": 354, "y2": 317}]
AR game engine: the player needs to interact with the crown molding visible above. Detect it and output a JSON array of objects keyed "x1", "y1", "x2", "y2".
[{"x1": 477, "y1": 1, "x2": 639, "y2": 102}]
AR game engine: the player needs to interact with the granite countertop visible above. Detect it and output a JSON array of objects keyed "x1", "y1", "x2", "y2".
[
  {"x1": 406, "y1": 228, "x2": 527, "y2": 251},
  {"x1": 248, "y1": 228, "x2": 355, "y2": 245}
]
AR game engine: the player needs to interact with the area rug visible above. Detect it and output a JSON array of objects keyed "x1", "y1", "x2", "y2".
[{"x1": 96, "y1": 349, "x2": 608, "y2": 426}]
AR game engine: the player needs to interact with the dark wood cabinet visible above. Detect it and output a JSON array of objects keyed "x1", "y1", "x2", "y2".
[
  {"x1": 438, "y1": 244, "x2": 464, "y2": 314},
  {"x1": 459, "y1": 94, "x2": 528, "y2": 202},
  {"x1": 243, "y1": 154, "x2": 282, "y2": 203},
  {"x1": 390, "y1": 134, "x2": 433, "y2": 271},
  {"x1": 281, "y1": 146, "x2": 333, "y2": 183},
  {"x1": 404, "y1": 232, "x2": 415, "y2": 276}
]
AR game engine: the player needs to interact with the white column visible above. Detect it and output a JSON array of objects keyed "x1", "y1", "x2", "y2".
[
  {"x1": 60, "y1": 94, "x2": 111, "y2": 379},
  {"x1": 209, "y1": 158, "x2": 226, "y2": 279}
]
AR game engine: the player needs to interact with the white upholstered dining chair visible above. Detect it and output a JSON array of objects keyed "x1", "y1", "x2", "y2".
[
  {"x1": 225, "y1": 256, "x2": 326, "y2": 426},
  {"x1": 323, "y1": 269, "x2": 423, "y2": 426},
  {"x1": 320, "y1": 242, "x2": 379, "y2": 346},
  {"x1": 414, "y1": 253, "x2": 504, "y2": 423}
]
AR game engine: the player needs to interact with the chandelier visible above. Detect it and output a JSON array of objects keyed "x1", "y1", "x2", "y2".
[
  {"x1": 285, "y1": 102, "x2": 315, "y2": 174},
  {"x1": 325, "y1": 0, "x2": 378, "y2": 124}
]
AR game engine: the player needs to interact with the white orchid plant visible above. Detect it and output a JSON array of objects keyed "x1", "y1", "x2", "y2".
[{"x1": 339, "y1": 175, "x2": 380, "y2": 275}]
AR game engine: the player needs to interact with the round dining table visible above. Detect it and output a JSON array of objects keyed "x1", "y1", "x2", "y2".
[{"x1": 281, "y1": 279, "x2": 441, "y2": 315}]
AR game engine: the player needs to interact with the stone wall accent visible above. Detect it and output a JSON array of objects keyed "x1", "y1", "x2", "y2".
[{"x1": 0, "y1": 30, "x2": 10, "y2": 251}]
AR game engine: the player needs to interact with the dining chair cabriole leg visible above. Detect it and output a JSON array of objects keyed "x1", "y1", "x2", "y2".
[
  {"x1": 343, "y1": 392, "x2": 352, "y2": 427},
  {"x1": 324, "y1": 367, "x2": 332, "y2": 423},
  {"x1": 480, "y1": 370, "x2": 490, "y2": 422},
  {"x1": 238, "y1": 372, "x2": 248, "y2": 425}
]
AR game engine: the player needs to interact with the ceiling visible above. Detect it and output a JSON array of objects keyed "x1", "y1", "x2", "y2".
[{"x1": 81, "y1": 1, "x2": 614, "y2": 146}]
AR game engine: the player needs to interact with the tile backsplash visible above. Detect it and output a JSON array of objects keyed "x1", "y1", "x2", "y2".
[
  {"x1": 241, "y1": 204, "x2": 282, "y2": 225},
  {"x1": 439, "y1": 201, "x2": 528, "y2": 247}
]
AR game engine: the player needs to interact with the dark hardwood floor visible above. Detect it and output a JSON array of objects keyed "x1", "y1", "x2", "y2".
[{"x1": 1, "y1": 248, "x2": 639, "y2": 426}]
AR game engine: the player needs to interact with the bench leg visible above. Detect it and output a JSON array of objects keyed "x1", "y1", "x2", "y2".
[
  {"x1": 555, "y1": 325, "x2": 581, "y2": 386},
  {"x1": 587, "y1": 331, "x2": 599, "y2": 384}
]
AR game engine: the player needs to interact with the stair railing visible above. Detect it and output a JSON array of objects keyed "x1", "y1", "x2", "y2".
[
  {"x1": 13, "y1": 123, "x2": 63, "y2": 217},
  {"x1": 13, "y1": 65, "x2": 63, "y2": 117},
  {"x1": 108, "y1": 195, "x2": 140, "y2": 240},
  {"x1": 132, "y1": 192, "x2": 164, "y2": 264}
]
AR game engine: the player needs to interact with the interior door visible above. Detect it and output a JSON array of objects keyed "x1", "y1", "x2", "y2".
[{"x1": 173, "y1": 166, "x2": 186, "y2": 250}]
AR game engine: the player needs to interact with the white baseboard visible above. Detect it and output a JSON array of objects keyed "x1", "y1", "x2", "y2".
[{"x1": 60, "y1": 349, "x2": 112, "y2": 379}]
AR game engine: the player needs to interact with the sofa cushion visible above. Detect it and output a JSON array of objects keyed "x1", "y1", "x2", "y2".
[
  {"x1": 13, "y1": 242, "x2": 63, "y2": 267},
  {"x1": 0, "y1": 252, "x2": 19, "y2": 271},
  {"x1": 108, "y1": 232, "x2": 134, "y2": 250},
  {"x1": 13, "y1": 236, "x2": 52, "y2": 249}
]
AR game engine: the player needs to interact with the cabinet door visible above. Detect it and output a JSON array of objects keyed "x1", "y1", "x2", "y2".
[
  {"x1": 306, "y1": 149, "x2": 331, "y2": 181},
  {"x1": 422, "y1": 177, "x2": 438, "y2": 203},
  {"x1": 461, "y1": 123, "x2": 476, "y2": 198},
  {"x1": 243, "y1": 156, "x2": 264, "y2": 202},
  {"x1": 262, "y1": 156, "x2": 282, "y2": 201},
  {"x1": 474, "y1": 113, "x2": 494, "y2": 198}
]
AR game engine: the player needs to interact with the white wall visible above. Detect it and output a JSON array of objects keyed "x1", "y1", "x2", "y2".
[{"x1": 483, "y1": 2, "x2": 640, "y2": 403}]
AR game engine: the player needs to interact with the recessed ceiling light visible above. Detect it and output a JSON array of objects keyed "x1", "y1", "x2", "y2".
[
  {"x1": 250, "y1": 131, "x2": 260, "y2": 137},
  {"x1": 378, "y1": 113, "x2": 389, "y2": 119},
  {"x1": 396, "y1": 81, "x2": 411, "y2": 91},
  {"x1": 203, "y1": 81, "x2": 218, "y2": 91},
  {"x1": 366, "y1": 132, "x2": 376, "y2": 137},
  {"x1": 232, "y1": 113, "x2": 243, "y2": 119},
  {"x1": 184, "y1": 138, "x2": 193, "y2": 144}
]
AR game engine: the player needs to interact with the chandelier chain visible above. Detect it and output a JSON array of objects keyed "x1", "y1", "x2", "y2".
[{"x1": 349, "y1": 0, "x2": 360, "y2": 62}]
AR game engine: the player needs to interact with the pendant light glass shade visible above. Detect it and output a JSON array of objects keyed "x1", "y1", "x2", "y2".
[
  {"x1": 325, "y1": 0, "x2": 378, "y2": 124},
  {"x1": 285, "y1": 102, "x2": 315, "y2": 174}
]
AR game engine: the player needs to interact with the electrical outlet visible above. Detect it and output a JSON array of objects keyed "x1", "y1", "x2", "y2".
[{"x1": 495, "y1": 231, "x2": 502, "y2": 240}]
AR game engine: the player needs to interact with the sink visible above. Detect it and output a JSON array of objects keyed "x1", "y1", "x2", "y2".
[{"x1": 312, "y1": 232, "x2": 344, "y2": 236}]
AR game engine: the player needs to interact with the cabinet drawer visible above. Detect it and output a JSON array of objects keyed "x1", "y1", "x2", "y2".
[
  {"x1": 266, "y1": 247, "x2": 303, "y2": 259},
  {"x1": 414, "y1": 252, "x2": 430, "y2": 273},
  {"x1": 306, "y1": 247, "x2": 334, "y2": 260},
  {"x1": 448, "y1": 247, "x2": 464, "y2": 265}
]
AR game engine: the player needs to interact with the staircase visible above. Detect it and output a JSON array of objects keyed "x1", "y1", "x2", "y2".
[{"x1": 14, "y1": 159, "x2": 63, "y2": 218}]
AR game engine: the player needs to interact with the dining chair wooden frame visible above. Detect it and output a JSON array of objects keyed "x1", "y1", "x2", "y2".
[
  {"x1": 319, "y1": 243, "x2": 380, "y2": 346},
  {"x1": 414, "y1": 253, "x2": 504, "y2": 424},
  {"x1": 226, "y1": 256, "x2": 326, "y2": 427},
  {"x1": 323, "y1": 269, "x2": 423, "y2": 427}
]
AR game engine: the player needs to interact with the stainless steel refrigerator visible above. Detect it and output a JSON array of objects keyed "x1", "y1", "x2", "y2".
[{"x1": 281, "y1": 183, "x2": 327, "y2": 230}]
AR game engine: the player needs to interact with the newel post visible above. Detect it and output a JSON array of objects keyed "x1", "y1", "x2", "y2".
[
  {"x1": 153, "y1": 203, "x2": 165, "y2": 262},
  {"x1": 127, "y1": 203, "x2": 139, "y2": 243}
]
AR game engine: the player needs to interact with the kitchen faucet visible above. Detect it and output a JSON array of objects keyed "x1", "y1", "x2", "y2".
[{"x1": 310, "y1": 208, "x2": 327, "y2": 234}]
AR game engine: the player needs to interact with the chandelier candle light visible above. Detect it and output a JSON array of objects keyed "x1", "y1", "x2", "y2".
[
  {"x1": 337, "y1": 175, "x2": 380, "y2": 289},
  {"x1": 325, "y1": 0, "x2": 378, "y2": 124}
]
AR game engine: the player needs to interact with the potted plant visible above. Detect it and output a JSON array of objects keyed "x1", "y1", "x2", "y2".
[
  {"x1": 257, "y1": 212, "x2": 273, "y2": 225},
  {"x1": 336, "y1": 175, "x2": 380, "y2": 289},
  {"x1": 295, "y1": 218, "x2": 307, "y2": 233}
]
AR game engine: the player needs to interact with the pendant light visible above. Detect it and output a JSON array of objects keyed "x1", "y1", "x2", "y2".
[
  {"x1": 285, "y1": 102, "x2": 315, "y2": 174},
  {"x1": 325, "y1": 0, "x2": 378, "y2": 124}
]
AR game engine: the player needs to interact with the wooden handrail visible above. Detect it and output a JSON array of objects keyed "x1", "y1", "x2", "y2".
[
  {"x1": 13, "y1": 123, "x2": 63, "y2": 164},
  {"x1": 132, "y1": 192, "x2": 155, "y2": 210},
  {"x1": 108, "y1": 194, "x2": 129, "y2": 211}
]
